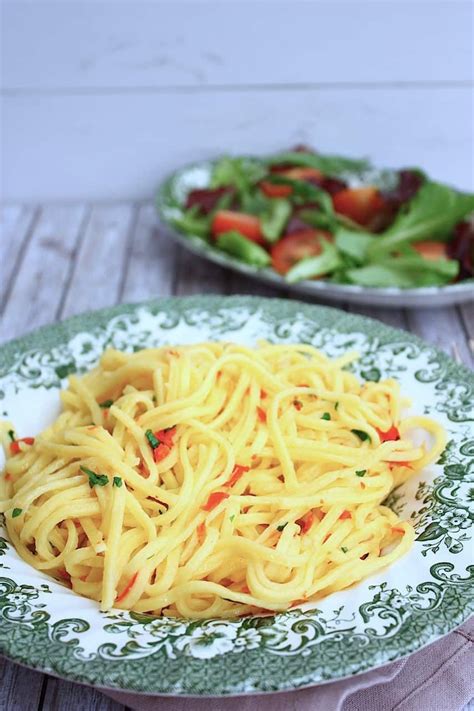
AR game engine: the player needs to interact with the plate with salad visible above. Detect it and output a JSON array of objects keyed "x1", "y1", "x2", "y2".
[{"x1": 156, "y1": 147, "x2": 474, "y2": 307}]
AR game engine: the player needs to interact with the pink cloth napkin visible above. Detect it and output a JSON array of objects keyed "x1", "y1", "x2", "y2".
[{"x1": 103, "y1": 616, "x2": 473, "y2": 711}]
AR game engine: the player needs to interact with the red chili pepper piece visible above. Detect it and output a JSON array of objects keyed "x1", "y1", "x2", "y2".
[
  {"x1": 116, "y1": 572, "x2": 138, "y2": 603},
  {"x1": 391, "y1": 527, "x2": 405, "y2": 535},
  {"x1": 377, "y1": 425, "x2": 400, "y2": 442},
  {"x1": 257, "y1": 407, "x2": 266, "y2": 423},
  {"x1": 155, "y1": 427, "x2": 177, "y2": 447},
  {"x1": 297, "y1": 511, "x2": 315, "y2": 535},
  {"x1": 293, "y1": 400, "x2": 303, "y2": 411},
  {"x1": 225, "y1": 464, "x2": 250, "y2": 488},
  {"x1": 202, "y1": 491, "x2": 229, "y2": 511},
  {"x1": 339, "y1": 510, "x2": 352, "y2": 520},
  {"x1": 153, "y1": 443, "x2": 170, "y2": 463},
  {"x1": 197, "y1": 522, "x2": 206, "y2": 542},
  {"x1": 260, "y1": 390, "x2": 267, "y2": 399},
  {"x1": 10, "y1": 437, "x2": 35, "y2": 455}
]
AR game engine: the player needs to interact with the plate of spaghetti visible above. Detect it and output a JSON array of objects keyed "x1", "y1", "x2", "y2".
[{"x1": 0, "y1": 296, "x2": 473, "y2": 695}]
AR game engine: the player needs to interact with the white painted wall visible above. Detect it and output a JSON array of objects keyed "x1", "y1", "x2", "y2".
[{"x1": 1, "y1": 0, "x2": 473, "y2": 201}]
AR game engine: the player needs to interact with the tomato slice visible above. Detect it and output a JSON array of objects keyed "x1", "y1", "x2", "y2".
[
  {"x1": 332, "y1": 186, "x2": 385, "y2": 227},
  {"x1": 279, "y1": 167, "x2": 323, "y2": 182},
  {"x1": 260, "y1": 181, "x2": 293, "y2": 198},
  {"x1": 211, "y1": 210, "x2": 264, "y2": 244},
  {"x1": 271, "y1": 230, "x2": 332, "y2": 275},
  {"x1": 413, "y1": 241, "x2": 448, "y2": 261}
]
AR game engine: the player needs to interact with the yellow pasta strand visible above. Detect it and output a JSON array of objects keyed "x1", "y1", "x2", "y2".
[{"x1": 0, "y1": 341, "x2": 446, "y2": 619}]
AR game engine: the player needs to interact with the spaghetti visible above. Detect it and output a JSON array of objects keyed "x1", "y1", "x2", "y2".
[{"x1": 0, "y1": 342, "x2": 446, "y2": 618}]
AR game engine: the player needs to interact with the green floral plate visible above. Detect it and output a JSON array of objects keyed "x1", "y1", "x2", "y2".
[{"x1": 0, "y1": 296, "x2": 473, "y2": 695}]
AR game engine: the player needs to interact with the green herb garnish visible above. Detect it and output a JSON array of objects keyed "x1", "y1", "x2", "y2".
[
  {"x1": 356, "y1": 470, "x2": 366, "y2": 477},
  {"x1": 12, "y1": 508, "x2": 23, "y2": 518},
  {"x1": 277, "y1": 523, "x2": 288, "y2": 532},
  {"x1": 351, "y1": 429, "x2": 371, "y2": 443},
  {"x1": 113, "y1": 476, "x2": 123, "y2": 487},
  {"x1": 341, "y1": 546, "x2": 348, "y2": 553},
  {"x1": 7, "y1": 430, "x2": 15, "y2": 442},
  {"x1": 229, "y1": 514, "x2": 235, "y2": 523},
  {"x1": 99, "y1": 399, "x2": 114, "y2": 409},
  {"x1": 321, "y1": 412, "x2": 331, "y2": 421},
  {"x1": 80, "y1": 465, "x2": 109, "y2": 488},
  {"x1": 334, "y1": 402, "x2": 339, "y2": 410},
  {"x1": 145, "y1": 429, "x2": 160, "y2": 449}
]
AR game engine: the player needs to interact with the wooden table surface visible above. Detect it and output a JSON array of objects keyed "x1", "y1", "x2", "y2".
[{"x1": 1, "y1": 203, "x2": 473, "y2": 711}]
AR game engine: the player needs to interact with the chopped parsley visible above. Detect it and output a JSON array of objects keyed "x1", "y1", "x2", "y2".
[
  {"x1": 145, "y1": 429, "x2": 160, "y2": 449},
  {"x1": 113, "y1": 476, "x2": 123, "y2": 487},
  {"x1": 99, "y1": 399, "x2": 114, "y2": 409},
  {"x1": 355, "y1": 469, "x2": 366, "y2": 477},
  {"x1": 80, "y1": 465, "x2": 109, "y2": 488},
  {"x1": 341, "y1": 546, "x2": 348, "y2": 553},
  {"x1": 321, "y1": 412, "x2": 331, "y2": 421},
  {"x1": 7, "y1": 430, "x2": 15, "y2": 442},
  {"x1": 12, "y1": 508, "x2": 23, "y2": 518},
  {"x1": 277, "y1": 522, "x2": 288, "y2": 532},
  {"x1": 351, "y1": 429, "x2": 371, "y2": 442},
  {"x1": 335, "y1": 402, "x2": 339, "y2": 410},
  {"x1": 229, "y1": 514, "x2": 235, "y2": 523}
]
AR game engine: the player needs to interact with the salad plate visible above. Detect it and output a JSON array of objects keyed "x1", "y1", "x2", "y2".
[
  {"x1": 156, "y1": 154, "x2": 474, "y2": 307},
  {"x1": 0, "y1": 295, "x2": 473, "y2": 695}
]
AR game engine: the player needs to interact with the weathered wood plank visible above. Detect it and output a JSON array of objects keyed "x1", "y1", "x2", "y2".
[
  {"x1": 60, "y1": 204, "x2": 134, "y2": 319},
  {"x1": 0, "y1": 656, "x2": 45, "y2": 711},
  {"x1": 174, "y1": 246, "x2": 230, "y2": 296},
  {"x1": 406, "y1": 306, "x2": 473, "y2": 368},
  {"x1": 121, "y1": 204, "x2": 176, "y2": 302},
  {"x1": 0, "y1": 205, "x2": 38, "y2": 310},
  {"x1": 41, "y1": 675, "x2": 126, "y2": 711},
  {"x1": 458, "y1": 303, "x2": 474, "y2": 359},
  {"x1": 0, "y1": 205, "x2": 87, "y2": 342}
]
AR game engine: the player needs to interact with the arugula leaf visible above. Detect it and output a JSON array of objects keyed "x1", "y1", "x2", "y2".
[
  {"x1": 334, "y1": 228, "x2": 376, "y2": 264},
  {"x1": 266, "y1": 175, "x2": 335, "y2": 216},
  {"x1": 171, "y1": 205, "x2": 211, "y2": 239},
  {"x1": 368, "y1": 181, "x2": 474, "y2": 258},
  {"x1": 346, "y1": 254, "x2": 459, "y2": 288},
  {"x1": 285, "y1": 239, "x2": 341, "y2": 283},
  {"x1": 266, "y1": 151, "x2": 371, "y2": 177},
  {"x1": 211, "y1": 156, "x2": 266, "y2": 194},
  {"x1": 261, "y1": 199, "x2": 292, "y2": 242},
  {"x1": 216, "y1": 231, "x2": 270, "y2": 268}
]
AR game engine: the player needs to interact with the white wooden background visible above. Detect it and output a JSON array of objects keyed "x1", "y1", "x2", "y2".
[{"x1": 1, "y1": 0, "x2": 473, "y2": 201}]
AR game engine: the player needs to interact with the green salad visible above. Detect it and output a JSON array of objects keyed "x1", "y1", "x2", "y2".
[{"x1": 165, "y1": 147, "x2": 474, "y2": 288}]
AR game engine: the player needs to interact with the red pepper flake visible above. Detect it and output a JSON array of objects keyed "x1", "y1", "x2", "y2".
[
  {"x1": 241, "y1": 584, "x2": 250, "y2": 594},
  {"x1": 360, "y1": 481, "x2": 366, "y2": 489},
  {"x1": 155, "y1": 426, "x2": 177, "y2": 447},
  {"x1": 387, "y1": 460, "x2": 412, "y2": 469},
  {"x1": 360, "y1": 553, "x2": 369, "y2": 560},
  {"x1": 297, "y1": 511, "x2": 315, "y2": 535},
  {"x1": 9, "y1": 437, "x2": 35, "y2": 455},
  {"x1": 116, "y1": 572, "x2": 138, "y2": 603},
  {"x1": 297, "y1": 383, "x2": 308, "y2": 388},
  {"x1": 251, "y1": 454, "x2": 258, "y2": 461},
  {"x1": 138, "y1": 461, "x2": 150, "y2": 478},
  {"x1": 323, "y1": 533, "x2": 332, "y2": 543},
  {"x1": 153, "y1": 443, "x2": 170, "y2": 463},
  {"x1": 225, "y1": 464, "x2": 250, "y2": 488},
  {"x1": 293, "y1": 400, "x2": 303, "y2": 411},
  {"x1": 391, "y1": 527, "x2": 405, "y2": 535},
  {"x1": 339, "y1": 510, "x2": 352, "y2": 520},
  {"x1": 202, "y1": 491, "x2": 229, "y2": 511},
  {"x1": 260, "y1": 390, "x2": 267, "y2": 399},
  {"x1": 377, "y1": 425, "x2": 400, "y2": 442},
  {"x1": 197, "y1": 522, "x2": 206, "y2": 543},
  {"x1": 257, "y1": 407, "x2": 266, "y2": 423}
]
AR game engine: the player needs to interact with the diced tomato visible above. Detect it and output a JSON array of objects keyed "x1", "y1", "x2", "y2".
[
  {"x1": 260, "y1": 181, "x2": 293, "y2": 198},
  {"x1": 9, "y1": 437, "x2": 35, "y2": 455},
  {"x1": 225, "y1": 464, "x2": 250, "y2": 487},
  {"x1": 211, "y1": 210, "x2": 264, "y2": 244},
  {"x1": 116, "y1": 572, "x2": 138, "y2": 603},
  {"x1": 153, "y1": 443, "x2": 170, "y2": 462},
  {"x1": 155, "y1": 427, "x2": 177, "y2": 447},
  {"x1": 257, "y1": 406, "x2": 266, "y2": 423},
  {"x1": 332, "y1": 186, "x2": 385, "y2": 227},
  {"x1": 339, "y1": 510, "x2": 352, "y2": 520},
  {"x1": 271, "y1": 230, "x2": 332, "y2": 275},
  {"x1": 377, "y1": 425, "x2": 400, "y2": 442},
  {"x1": 413, "y1": 241, "x2": 448, "y2": 261},
  {"x1": 202, "y1": 491, "x2": 230, "y2": 511},
  {"x1": 297, "y1": 511, "x2": 315, "y2": 534}
]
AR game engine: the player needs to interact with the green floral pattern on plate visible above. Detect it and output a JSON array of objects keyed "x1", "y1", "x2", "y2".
[{"x1": 0, "y1": 296, "x2": 473, "y2": 695}]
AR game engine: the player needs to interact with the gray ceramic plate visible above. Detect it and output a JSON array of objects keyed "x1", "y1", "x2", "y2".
[
  {"x1": 156, "y1": 160, "x2": 474, "y2": 308},
  {"x1": 1, "y1": 296, "x2": 473, "y2": 695}
]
